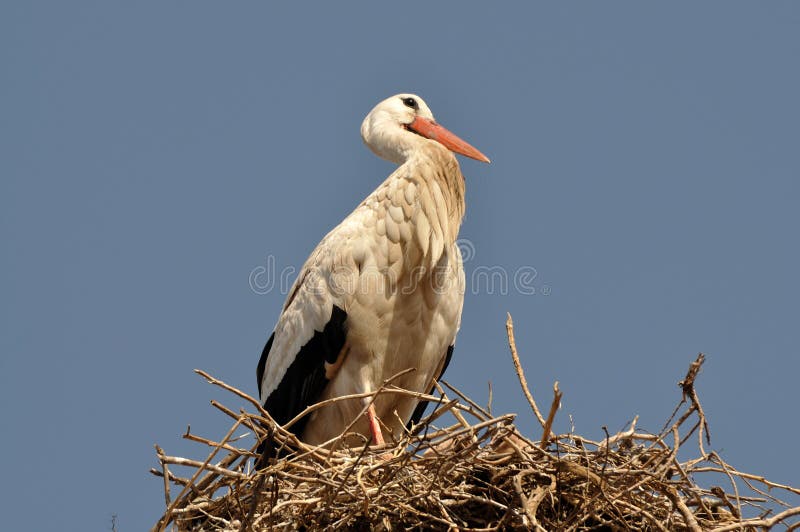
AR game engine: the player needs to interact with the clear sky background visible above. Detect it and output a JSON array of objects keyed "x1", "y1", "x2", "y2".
[{"x1": 2, "y1": 2, "x2": 798, "y2": 530}]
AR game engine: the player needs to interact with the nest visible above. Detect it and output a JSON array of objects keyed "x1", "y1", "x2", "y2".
[{"x1": 152, "y1": 316, "x2": 800, "y2": 530}]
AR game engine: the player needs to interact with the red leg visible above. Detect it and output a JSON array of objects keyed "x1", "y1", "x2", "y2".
[{"x1": 366, "y1": 403, "x2": 385, "y2": 446}]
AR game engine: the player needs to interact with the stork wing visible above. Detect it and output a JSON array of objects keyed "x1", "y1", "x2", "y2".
[
  {"x1": 257, "y1": 305, "x2": 347, "y2": 436},
  {"x1": 256, "y1": 230, "x2": 355, "y2": 437},
  {"x1": 256, "y1": 182, "x2": 385, "y2": 435}
]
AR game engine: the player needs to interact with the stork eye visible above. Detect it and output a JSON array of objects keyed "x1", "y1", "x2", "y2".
[{"x1": 401, "y1": 97, "x2": 419, "y2": 110}]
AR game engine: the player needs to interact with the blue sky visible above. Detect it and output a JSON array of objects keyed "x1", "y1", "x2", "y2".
[{"x1": 2, "y1": 2, "x2": 798, "y2": 529}]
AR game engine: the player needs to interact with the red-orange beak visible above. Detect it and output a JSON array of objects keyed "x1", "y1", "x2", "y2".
[{"x1": 407, "y1": 116, "x2": 490, "y2": 163}]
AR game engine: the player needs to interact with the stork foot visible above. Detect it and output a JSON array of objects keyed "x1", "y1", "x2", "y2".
[{"x1": 366, "y1": 403, "x2": 385, "y2": 446}]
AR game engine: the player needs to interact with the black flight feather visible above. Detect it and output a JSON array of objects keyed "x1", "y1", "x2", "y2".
[
  {"x1": 406, "y1": 344, "x2": 454, "y2": 430},
  {"x1": 256, "y1": 305, "x2": 347, "y2": 465}
]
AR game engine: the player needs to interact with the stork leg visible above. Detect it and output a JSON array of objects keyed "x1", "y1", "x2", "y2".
[{"x1": 366, "y1": 403, "x2": 385, "y2": 446}]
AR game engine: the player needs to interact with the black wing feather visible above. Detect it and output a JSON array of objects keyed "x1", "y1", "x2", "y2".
[
  {"x1": 406, "y1": 344, "x2": 454, "y2": 430},
  {"x1": 256, "y1": 333, "x2": 273, "y2": 399},
  {"x1": 257, "y1": 305, "x2": 348, "y2": 438}
]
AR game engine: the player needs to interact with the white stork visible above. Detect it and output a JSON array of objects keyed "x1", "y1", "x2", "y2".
[{"x1": 257, "y1": 93, "x2": 489, "y2": 450}]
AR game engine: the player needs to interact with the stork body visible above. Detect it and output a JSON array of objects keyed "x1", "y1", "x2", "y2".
[{"x1": 257, "y1": 94, "x2": 489, "y2": 448}]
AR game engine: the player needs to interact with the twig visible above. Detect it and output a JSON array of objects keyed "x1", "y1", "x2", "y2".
[
  {"x1": 540, "y1": 381, "x2": 562, "y2": 449},
  {"x1": 506, "y1": 313, "x2": 546, "y2": 427},
  {"x1": 663, "y1": 487, "x2": 702, "y2": 532},
  {"x1": 709, "y1": 506, "x2": 800, "y2": 532},
  {"x1": 155, "y1": 416, "x2": 244, "y2": 531},
  {"x1": 155, "y1": 445, "x2": 171, "y2": 508}
]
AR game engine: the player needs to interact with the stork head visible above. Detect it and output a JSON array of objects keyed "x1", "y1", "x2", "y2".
[{"x1": 360, "y1": 93, "x2": 490, "y2": 165}]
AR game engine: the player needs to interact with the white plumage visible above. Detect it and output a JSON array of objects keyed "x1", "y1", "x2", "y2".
[{"x1": 257, "y1": 94, "x2": 489, "y2": 449}]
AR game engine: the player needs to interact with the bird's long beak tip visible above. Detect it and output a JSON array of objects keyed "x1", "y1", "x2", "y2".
[
  {"x1": 410, "y1": 116, "x2": 491, "y2": 165},
  {"x1": 467, "y1": 149, "x2": 490, "y2": 164}
]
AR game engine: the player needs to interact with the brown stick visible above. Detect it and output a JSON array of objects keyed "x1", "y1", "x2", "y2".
[
  {"x1": 665, "y1": 487, "x2": 703, "y2": 532},
  {"x1": 709, "y1": 506, "x2": 800, "y2": 532},
  {"x1": 540, "y1": 381, "x2": 562, "y2": 449},
  {"x1": 195, "y1": 369, "x2": 272, "y2": 419},
  {"x1": 154, "y1": 416, "x2": 244, "y2": 532},
  {"x1": 155, "y1": 445, "x2": 171, "y2": 508},
  {"x1": 506, "y1": 313, "x2": 546, "y2": 427}
]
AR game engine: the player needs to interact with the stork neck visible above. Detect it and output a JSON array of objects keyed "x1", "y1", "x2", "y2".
[
  {"x1": 379, "y1": 129, "x2": 432, "y2": 165},
  {"x1": 408, "y1": 143, "x2": 466, "y2": 240}
]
